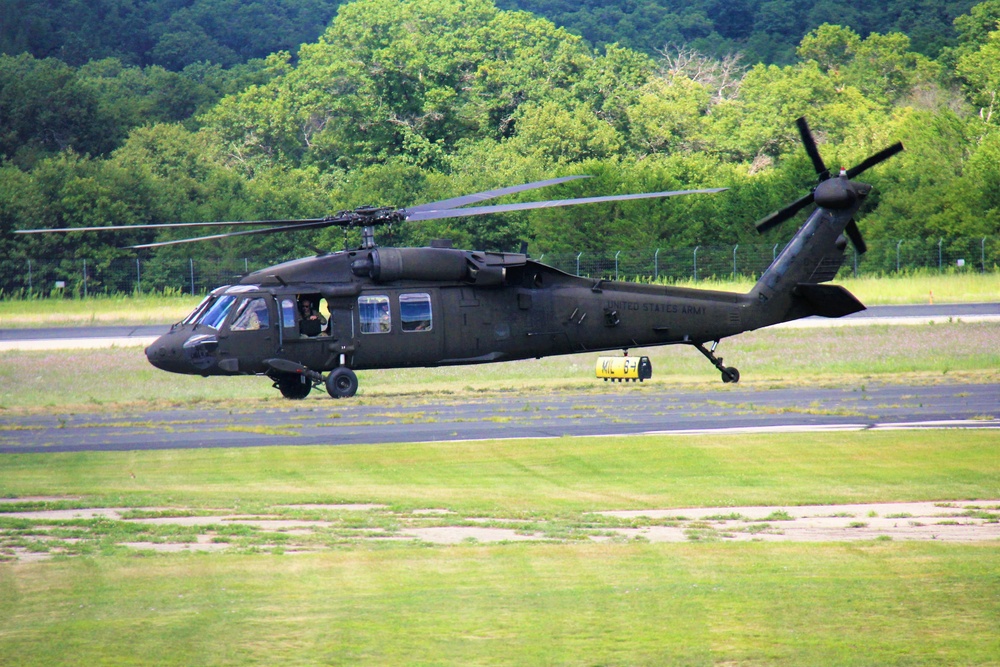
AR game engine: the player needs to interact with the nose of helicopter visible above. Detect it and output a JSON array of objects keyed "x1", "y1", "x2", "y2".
[
  {"x1": 146, "y1": 329, "x2": 222, "y2": 374},
  {"x1": 145, "y1": 334, "x2": 184, "y2": 373}
]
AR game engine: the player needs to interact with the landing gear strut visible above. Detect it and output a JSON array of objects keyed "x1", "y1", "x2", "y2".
[
  {"x1": 694, "y1": 340, "x2": 740, "y2": 383},
  {"x1": 266, "y1": 358, "x2": 359, "y2": 399}
]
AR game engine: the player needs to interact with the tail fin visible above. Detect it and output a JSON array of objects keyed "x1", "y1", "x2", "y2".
[{"x1": 792, "y1": 283, "x2": 865, "y2": 318}]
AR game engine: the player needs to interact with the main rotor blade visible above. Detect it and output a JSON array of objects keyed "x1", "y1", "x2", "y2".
[
  {"x1": 796, "y1": 117, "x2": 830, "y2": 181},
  {"x1": 845, "y1": 142, "x2": 904, "y2": 179},
  {"x1": 843, "y1": 219, "x2": 867, "y2": 254},
  {"x1": 405, "y1": 188, "x2": 726, "y2": 222},
  {"x1": 128, "y1": 220, "x2": 340, "y2": 249},
  {"x1": 755, "y1": 192, "x2": 815, "y2": 233},
  {"x1": 406, "y1": 175, "x2": 592, "y2": 213},
  {"x1": 14, "y1": 218, "x2": 333, "y2": 234}
]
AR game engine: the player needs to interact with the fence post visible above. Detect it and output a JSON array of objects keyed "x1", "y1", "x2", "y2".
[
  {"x1": 852, "y1": 248, "x2": 857, "y2": 278},
  {"x1": 27, "y1": 260, "x2": 32, "y2": 295},
  {"x1": 576, "y1": 252, "x2": 582, "y2": 276},
  {"x1": 83, "y1": 259, "x2": 88, "y2": 298},
  {"x1": 732, "y1": 244, "x2": 739, "y2": 279},
  {"x1": 245, "y1": 257, "x2": 249, "y2": 274},
  {"x1": 190, "y1": 258, "x2": 195, "y2": 295},
  {"x1": 983, "y1": 237, "x2": 987, "y2": 273},
  {"x1": 654, "y1": 248, "x2": 660, "y2": 281},
  {"x1": 773, "y1": 243, "x2": 778, "y2": 261},
  {"x1": 693, "y1": 246, "x2": 700, "y2": 281},
  {"x1": 938, "y1": 238, "x2": 943, "y2": 271},
  {"x1": 136, "y1": 258, "x2": 141, "y2": 294},
  {"x1": 896, "y1": 240, "x2": 902, "y2": 273},
  {"x1": 614, "y1": 251, "x2": 621, "y2": 281}
]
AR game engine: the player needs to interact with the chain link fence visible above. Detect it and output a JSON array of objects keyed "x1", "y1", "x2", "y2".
[{"x1": 1, "y1": 237, "x2": 996, "y2": 298}]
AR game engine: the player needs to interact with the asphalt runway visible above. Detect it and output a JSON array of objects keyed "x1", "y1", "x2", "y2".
[{"x1": 2, "y1": 383, "x2": 997, "y2": 454}]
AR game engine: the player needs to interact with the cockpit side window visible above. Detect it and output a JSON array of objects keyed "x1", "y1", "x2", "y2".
[{"x1": 230, "y1": 297, "x2": 270, "y2": 331}]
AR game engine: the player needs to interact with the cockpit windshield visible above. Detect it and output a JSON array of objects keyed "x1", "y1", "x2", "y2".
[
  {"x1": 181, "y1": 295, "x2": 214, "y2": 326},
  {"x1": 198, "y1": 295, "x2": 237, "y2": 329}
]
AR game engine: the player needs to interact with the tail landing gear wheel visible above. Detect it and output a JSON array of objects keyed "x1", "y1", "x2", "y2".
[
  {"x1": 326, "y1": 367, "x2": 358, "y2": 399},
  {"x1": 693, "y1": 341, "x2": 741, "y2": 384},
  {"x1": 275, "y1": 375, "x2": 311, "y2": 399}
]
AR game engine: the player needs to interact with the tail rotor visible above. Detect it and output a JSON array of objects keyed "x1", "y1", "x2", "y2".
[{"x1": 755, "y1": 117, "x2": 903, "y2": 254}]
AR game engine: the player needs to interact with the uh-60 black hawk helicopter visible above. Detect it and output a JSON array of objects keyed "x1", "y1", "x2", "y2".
[{"x1": 18, "y1": 118, "x2": 902, "y2": 399}]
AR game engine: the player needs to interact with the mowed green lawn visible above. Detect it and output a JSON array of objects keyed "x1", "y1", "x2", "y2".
[{"x1": 2, "y1": 430, "x2": 999, "y2": 666}]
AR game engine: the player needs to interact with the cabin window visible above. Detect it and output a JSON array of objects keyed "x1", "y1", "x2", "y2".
[
  {"x1": 281, "y1": 299, "x2": 297, "y2": 328},
  {"x1": 230, "y1": 297, "x2": 270, "y2": 331},
  {"x1": 400, "y1": 293, "x2": 432, "y2": 332},
  {"x1": 359, "y1": 295, "x2": 391, "y2": 334}
]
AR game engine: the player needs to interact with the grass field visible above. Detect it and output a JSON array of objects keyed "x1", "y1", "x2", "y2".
[{"x1": 1, "y1": 431, "x2": 999, "y2": 665}]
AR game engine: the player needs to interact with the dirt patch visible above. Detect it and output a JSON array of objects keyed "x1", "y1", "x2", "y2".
[
  {"x1": 279, "y1": 504, "x2": 387, "y2": 511},
  {"x1": 128, "y1": 515, "x2": 332, "y2": 530},
  {"x1": 596, "y1": 501, "x2": 1000, "y2": 543},
  {"x1": 403, "y1": 527, "x2": 545, "y2": 544},
  {"x1": 3, "y1": 500, "x2": 997, "y2": 563},
  {"x1": 122, "y1": 535, "x2": 231, "y2": 553},
  {"x1": 2, "y1": 508, "x2": 129, "y2": 520}
]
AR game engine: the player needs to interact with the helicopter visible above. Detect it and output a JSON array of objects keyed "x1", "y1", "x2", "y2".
[{"x1": 17, "y1": 118, "x2": 902, "y2": 399}]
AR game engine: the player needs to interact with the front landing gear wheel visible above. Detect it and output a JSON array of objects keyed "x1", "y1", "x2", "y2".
[
  {"x1": 326, "y1": 367, "x2": 359, "y2": 399},
  {"x1": 721, "y1": 367, "x2": 740, "y2": 384},
  {"x1": 275, "y1": 375, "x2": 311, "y2": 399}
]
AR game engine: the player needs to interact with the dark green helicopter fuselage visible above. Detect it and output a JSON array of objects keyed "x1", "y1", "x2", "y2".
[{"x1": 145, "y1": 196, "x2": 866, "y2": 393}]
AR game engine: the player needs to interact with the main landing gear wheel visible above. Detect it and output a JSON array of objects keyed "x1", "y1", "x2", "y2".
[
  {"x1": 274, "y1": 374, "x2": 312, "y2": 399},
  {"x1": 326, "y1": 367, "x2": 359, "y2": 399},
  {"x1": 721, "y1": 367, "x2": 740, "y2": 383}
]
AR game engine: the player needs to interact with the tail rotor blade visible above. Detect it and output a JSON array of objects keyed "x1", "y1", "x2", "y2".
[
  {"x1": 846, "y1": 142, "x2": 904, "y2": 179},
  {"x1": 756, "y1": 192, "x2": 815, "y2": 233},
  {"x1": 796, "y1": 116, "x2": 830, "y2": 181},
  {"x1": 843, "y1": 219, "x2": 867, "y2": 254}
]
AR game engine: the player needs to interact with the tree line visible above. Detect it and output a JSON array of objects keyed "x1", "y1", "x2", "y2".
[
  {"x1": 1, "y1": 0, "x2": 982, "y2": 70},
  {"x1": 1, "y1": 0, "x2": 998, "y2": 286}
]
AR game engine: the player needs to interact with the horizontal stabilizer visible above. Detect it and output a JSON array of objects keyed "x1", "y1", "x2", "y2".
[{"x1": 792, "y1": 283, "x2": 866, "y2": 318}]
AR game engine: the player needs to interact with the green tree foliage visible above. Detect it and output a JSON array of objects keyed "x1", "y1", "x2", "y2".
[
  {"x1": 0, "y1": 54, "x2": 117, "y2": 166},
  {"x1": 0, "y1": 53, "x2": 275, "y2": 168},
  {"x1": 498, "y1": 0, "x2": 980, "y2": 63},
  {"x1": 0, "y1": 0, "x2": 345, "y2": 70},
  {"x1": 2, "y1": 0, "x2": 999, "y2": 277}
]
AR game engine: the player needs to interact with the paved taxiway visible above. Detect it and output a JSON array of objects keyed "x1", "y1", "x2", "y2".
[{"x1": 2, "y1": 383, "x2": 997, "y2": 454}]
